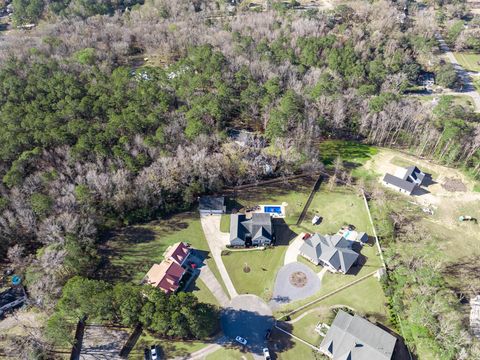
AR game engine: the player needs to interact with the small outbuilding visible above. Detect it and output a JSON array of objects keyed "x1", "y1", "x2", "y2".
[{"x1": 199, "y1": 196, "x2": 226, "y2": 214}]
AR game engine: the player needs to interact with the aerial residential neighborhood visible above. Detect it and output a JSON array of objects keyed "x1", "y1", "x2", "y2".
[{"x1": 1, "y1": 0, "x2": 480, "y2": 359}]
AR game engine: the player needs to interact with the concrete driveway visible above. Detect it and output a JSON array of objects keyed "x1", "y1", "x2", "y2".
[
  {"x1": 269, "y1": 262, "x2": 321, "y2": 310},
  {"x1": 221, "y1": 295, "x2": 274, "y2": 356},
  {"x1": 200, "y1": 214, "x2": 238, "y2": 298},
  {"x1": 283, "y1": 233, "x2": 305, "y2": 265}
]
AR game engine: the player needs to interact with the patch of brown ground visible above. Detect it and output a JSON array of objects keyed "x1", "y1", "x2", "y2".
[
  {"x1": 289, "y1": 271, "x2": 307, "y2": 288},
  {"x1": 442, "y1": 178, "x2": 467, "y2": 192}
]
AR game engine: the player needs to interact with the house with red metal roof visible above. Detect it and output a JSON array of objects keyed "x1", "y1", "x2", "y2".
[
  {"x1": 144, "y1": 260, "x2": 186, "y2": 294},
  {"x1": 164, "y1": 242, "x2": 191, "y2": 266}
]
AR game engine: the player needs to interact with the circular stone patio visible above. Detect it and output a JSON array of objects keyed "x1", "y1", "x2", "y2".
[{"x1": 269, "y1": 262, "x2": 321, "y2": 309}]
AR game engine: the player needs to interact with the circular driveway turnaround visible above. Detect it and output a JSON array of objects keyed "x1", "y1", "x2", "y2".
[
  {"x1": 269, "y1": 262, "x2": 321, "y2": 310},
  {"x1": 221, "y1": 295, "x2": 274, "y2": 355}
]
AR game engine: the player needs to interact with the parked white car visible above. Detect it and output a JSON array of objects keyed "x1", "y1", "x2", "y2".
[
  {"x1": 235, "y1": 336, "x2": 247, "y2": 345},
  {"x1": 263, "y1": 347, "x2": 271, "y2": 360}
]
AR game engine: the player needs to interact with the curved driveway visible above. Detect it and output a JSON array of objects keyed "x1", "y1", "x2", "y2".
[{"x1": 283, "y1": 233, "x2": 305, "y2": 265}]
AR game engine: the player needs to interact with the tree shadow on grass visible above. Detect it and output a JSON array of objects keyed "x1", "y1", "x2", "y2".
[{"x1": 221, "y1": 308, "x2": 294, "y2": 356}]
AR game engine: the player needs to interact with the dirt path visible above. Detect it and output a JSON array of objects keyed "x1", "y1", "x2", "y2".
[
  {"x1": 435, "y1": 33, "x2": 480, "y2": 112},
  {"x1": 200, "y1": 214, "x2": 238, "y2": 298}
]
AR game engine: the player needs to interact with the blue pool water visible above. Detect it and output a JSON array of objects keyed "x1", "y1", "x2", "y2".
[
  {"x1": 343, "y1": 231, "x2": 351, "y2": 239},
  {"x1": 264, "y1": 206, "x2": 282, "y2": 214}
]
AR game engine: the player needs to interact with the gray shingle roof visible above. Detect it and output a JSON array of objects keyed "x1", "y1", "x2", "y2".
[
  {"x1": 229, "y1": 213, "x2": 272, "y2": 244},
  {"x1": 299, "y1": 233, "x2": 358, "y2": 273},
  {"x1": 403, "y1": 166, "x2": 425, "y2": 185},
  {"x1": 383, "y1": 173, "x2": 416, "y2": 193},
  {"x1": 320, "y1": 310, "x2": 397, "y2": 360},
  {"x1": 199, "y1": 196, "x2": 225, "y2": 211}
]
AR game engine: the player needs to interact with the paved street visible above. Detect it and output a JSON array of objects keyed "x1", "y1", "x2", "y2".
[
  {"x1": 221, "y1": 295, "x2": 274, "y2": 356},
  {"x1": 200, "y1": 214, "x2": 238, "y2": 298}
]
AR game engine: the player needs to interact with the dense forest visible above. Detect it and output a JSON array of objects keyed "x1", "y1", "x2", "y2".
[{"x1": 0, "y1": 0, "x2": 479, "y2": 358}]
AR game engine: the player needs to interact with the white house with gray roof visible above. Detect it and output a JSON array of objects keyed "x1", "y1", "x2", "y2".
[
  {"x1": 230, "y1": 213, "x2": 273, "y2": 247},
  {"x1": 299, "y1": 233, "x2": 359, "y2": 273},
  {"x1": 382, "y1": 166, "x2": 426, "y2": 195},
  {"x1": 320, "y1": 310, "x2": 397, "y2": 360}
]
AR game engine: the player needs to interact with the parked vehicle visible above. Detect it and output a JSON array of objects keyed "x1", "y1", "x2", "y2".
[
  {"x1": 263, "y1": 347, "x2": 271, "y2": 360},
  {"x1": 235, "y1": 336, "x2": 247, "y2": 345},
  {"x1": 151, "y1": 345, "x2": 159, "y2": 360}
]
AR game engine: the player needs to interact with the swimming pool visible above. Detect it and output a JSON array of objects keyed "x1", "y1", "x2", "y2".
[{"x1": 263, "y1": 206, "x2": 282, "y2": 214}]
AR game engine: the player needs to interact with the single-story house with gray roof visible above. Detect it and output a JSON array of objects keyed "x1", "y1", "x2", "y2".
[
  {"x1": 382, "y1": 166, "x2": 425, "y2": 195},
  {"x1": 320, "y1": 310, "x2": 397, "y2": 360},
  {"x1": 230, "y1": 213, "x2": 273, "y2": 246},
  {"x1": 299, "y1": 233, "x2": 359, "y2": 274}
]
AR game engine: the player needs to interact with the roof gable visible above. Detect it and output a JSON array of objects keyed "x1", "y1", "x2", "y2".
[{"x1": 320, "y1": 310, "x2": 397, "y2": 360}]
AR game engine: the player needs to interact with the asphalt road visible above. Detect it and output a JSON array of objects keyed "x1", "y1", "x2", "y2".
[{"x1": 221, "y1": 295, "x2": 274, "y2": 356}]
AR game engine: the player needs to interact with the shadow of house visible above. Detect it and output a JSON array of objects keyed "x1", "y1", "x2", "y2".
[
  {"x1": 374, "y1": 322, "x2": 414, "y2": 360},
  {"x1": 273, "y1": 218, "x2": 298, "y2": 246}
]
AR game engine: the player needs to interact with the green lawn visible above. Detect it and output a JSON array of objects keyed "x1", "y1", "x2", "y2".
[
  {"x1": 233, "y1": 177, "x2": 315, "y2": 226},
  {"x1": 220, "y1": 214, "x2": 230, "y2": 233},
  {"x1": 289, "y1": 276, "x2": 389, "y2": 345},
  {"x1": 453, "y1": 52, "x2": 480, "y2": 72},
  {"x1": 276, "y1": 242, "x2": 384, "y2": 316},
  {"x1": 100, "y1": 212, "x2": 210, "y2": 283},
  {"x1": 222, "y1": 246, "x2": 286, "y2": 300},
  {"x1": 318, "y1": 140, "x2": 378, "y2": 167},
  {"x1": 298, "y1": 184, "x2": 373, "y2": 235},
  {"x1": 129, "y1": 330, "x2": 212, "y2": 359},
  {"x1": 206, "y1": 347, "x2": 254, "y2": 360},
  {"x1": 188, "y1": 278, "x2": 220, "y2": 307}
]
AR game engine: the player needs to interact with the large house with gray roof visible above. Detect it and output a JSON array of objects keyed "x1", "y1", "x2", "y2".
[
  {"x1": 383, "y1": 166, "x2": 425, "y2": 195},
  {"x1": 230, "y1": 213, "x2": 273, "y2": 247},
  {"x1": 299, "y1": 233, "x2": 359, "y2": 273},
  {"x1": 320, "y1": 310, "x2": 397, "y2": 360}
]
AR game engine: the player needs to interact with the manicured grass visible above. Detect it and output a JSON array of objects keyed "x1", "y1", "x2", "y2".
[
  {"x1": 289, "y1": 276, "x2": 390, "y2": 344},
  {"x1": 206, "y1": 347, "x2": 254, "y2": 360},
  {"x1": 220, "y1": 214, "x2": 230, "y2": 233},
  {"x1": 390, "y1": 156, "x2": 438, "y2": 178},
  {"x1": 188, "y1": 278, "x2": 220, "y2": 307},
  {"x1": 129, "y1": 331, "x2": 212, "y2": 360},
  {"x1": 299, "y1": 185, "x2": 373, "y2": 235},
  {"x1": 453, "y1": 52, "x2": 480, "y2": 72},
  {"x1": 100, "y1": 212, "x2": 210, "y2": 283},
  {"x1": 318, "y1": 140, "x2": 378, "y2": 167},
  {"x1": 274, "y1": 338, "x2": 318, "y2": 360},
  {"x1": 222, "y1": 246, "x2": 285, "y2": 300},
  {"x1": 206, "y1": 258, "x2": 230, "y2": 300},
  {"x1": 233, "y1": 177, "x2": 315, "y2": 226},
  {"x1": 276, "y1": 243, "x2": 384, "y2": 316}
]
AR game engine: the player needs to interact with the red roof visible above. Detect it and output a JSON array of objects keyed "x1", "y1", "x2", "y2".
[
  {"x1": 165, "y1": 242, "x2": 190, "y2": 266},
  {"x1": 144, "y1": 260, "x2": 185, "y2": 294}
]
